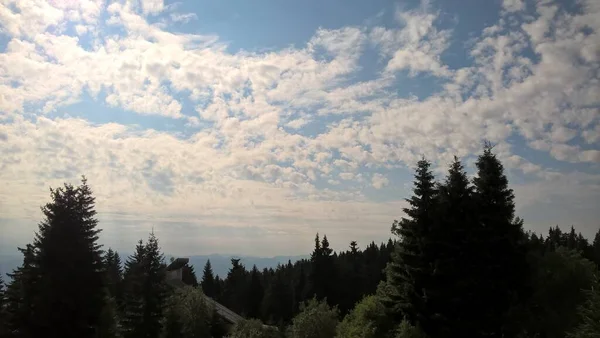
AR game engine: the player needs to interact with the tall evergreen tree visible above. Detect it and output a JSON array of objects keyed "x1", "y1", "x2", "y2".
[
  {"x1": 381, "y1": 158, "x2": 437, "y2": 327},
  {"x1": 308, "y1": 234, "x2": 338, "y2": 307},
  {"x1": 0, "y1": 275, "x2": 7, "y2": 337},
  {"x1": 142, "y1": 232, "x2": 167, "y2": 338},
  {"x1": 247, "y1": 265, "x2": 264, "y2": 319},
  {"x1": 201, "y1": 260, "x2": 216, "y2": 298},
  {"x1": 261, "y1": 267, "x2": 294, "y2": 325},
  {"x1": 426, "y1": 157, "x2": 477, "y2": 337},
  {"x1": 104, "y1": 248, "x2": 123, "y2": 309},
  {"x1": 122, "y1": 240, "x2": 147, "y2": 338},
  {"x1": 472, "y1": 143, "x2": 528, "y2": 336},
  {"x1": 4, "y1": 244, "x2": 38, "y2": 338},
  {"x1": 121, "y1": 233, "x2": 167, "y2": 338},
  {"x1": 593, "y1": 229, "x2": 600, "y2": 267},
  {"x1": 181, "y1": 263, "x2": 198, "y2": 287},
  {"x1": 223, "y1": 258, "x2": 248, "y2": 315},
  {"x1": 29, "y1": 178, "x2": 105, "y2": 338}
]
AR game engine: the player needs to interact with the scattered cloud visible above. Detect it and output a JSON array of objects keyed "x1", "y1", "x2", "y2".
[
  {"x1": 0, "y1": 0, "x2": 599, "y2": 254},
  {"x1": 170, "y1": 12, "x2": 197, "y2": 24},
  {"x1": 372, "y1": 173, "x2": 389, "y2": 189}
]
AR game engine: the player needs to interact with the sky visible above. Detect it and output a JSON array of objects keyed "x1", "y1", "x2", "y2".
[{"x1": 0, "y1": 0, "x2": 599, "y2": 257}]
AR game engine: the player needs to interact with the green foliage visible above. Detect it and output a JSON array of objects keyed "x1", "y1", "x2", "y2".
[
  {"x1": 336, "y1": 295, "x2": 392, "y2": 338},
  {"x1": 223, "y1": 258, "x2": 249, "y2": 316},
  {"x1": 104, "y1": 248, "x2": 124, "y2": 310},
  {"x1": 27, "y1": 178, "x2": 105, "y2": 338},
  {"x1": 229, "y1": 319, "x2": 279, "y2": 338},
  {"x1": 519, "y1": 248, "x2": 599, "y2": 338},
  {"x1": 161, "y1": 286, "x2": 212, "y2": 338},
  {"x1": 181, "y1": 264, "x2": 198, "y2": 287},
  {"x1": 247, "y1": 265, "x2": 264, "y2": 319},
  {"x1": 381, "y1": 158, "x2": 437, "y2": 325},
  {"x1": 97, "y1": 296, "x2": 121, "y2": 338},
  {"x1": 201, "y1": 260, "x2": 216, "y2": 298},
  {"x1": 287, "y1": 297, "x2": 339, "y2": 338},
  {"x1": 122, "y1": 234, "x2": 168, "y2": 338},
  {"x1": 308, "y1": 234, "x2": 338, "y2": 308},
  {"x1": 567, "y1": 278, "x2": 600, "y2": 338},
  {"x1": 0, "y1": 275, "x2": 7, "y2": 337},
  {"x1": 394, "y1": 319, "x2": 427, "y2": 338},
  {"x1": 4, "y1": 244, "x2": 38, "y2": 337},
  {"x1": 262, "y1": 266, "x2": 294, "y2": 324}
]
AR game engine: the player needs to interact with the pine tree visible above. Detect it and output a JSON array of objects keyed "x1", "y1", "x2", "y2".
[
  {"x1": 472, "y1": 143, "x2": 528, "y2": 336},
  {"x1": 142, "y1": 232, "x2": 167, "y2": 338},
  {"x1": 104, "y1": 248, "x2": 123, "y2": 310},
  {"x1": 381, "y1": 158, "x2": 437, "y2": 327},
  {"x1": 593, "y1": 229, "x2": 600, "y2": 267},
  {"x1": 567, "y1": 278, "x2": 600, "y2": 338},
  {"x1": 248, "y1": 265, "x2": 264, "y2": 318},
  {"x1": 0, "y1": 275, "x2": 7, "y2": 337},
  {"x1": 122, "y1": 240, "x2": 146, "y2": 338},
  {"x1": 294, "y1": 264, "x2": 307, "y2": 313},
  {"x1": 4, "y1": 244, "x2": 38, "y2": 338},
  {"x1": 201, "y1": 260, "x2": 216, "y2": 298},
  {"x1": 29, "y1": 178, "x2": 105, "y2": 338},
  {"x1": 181, "y1": 263, "x2": 198, "y2": 287},
  {"x1": 223, "y1": 258, "x2": 248, "y2": 315},
  {"x1": 261, "y1": 267, "x2": 294, "y2": 324},
  {"x1": 308, "y1": 234, "x2": 338, "y2": 307},
  {"x1": 121, "y1": 233, "x2": 167, "y2": 338},
  {"x1": 426, "y1": 157, "x2": 477, "y2": 337}
]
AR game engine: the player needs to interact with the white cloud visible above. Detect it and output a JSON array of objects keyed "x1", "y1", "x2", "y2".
[
  {"x1": 170, "y1": 12, "x2": 197, "y2": 24},
  {"x1": 286, "y1": 118, "x2": 311, "y2": 129},
  {"x1": 1, "y1": 0, "x2": 599, "y2": 254},
  {"x1": 339, "y1": 172, "x2": 355, "y2": 180},
  {"x1": 372, "y1": 173, "x2": 389, "y2": 189},
  {"x1": 370, "y1": 2, "x2": 452, "y2": 77},
  {"x1": 141, "y1": 0, "x2": 164, "y2": 15},
  {"x1": 502, "y1": 0, "x2": 525, "y2": 13}
]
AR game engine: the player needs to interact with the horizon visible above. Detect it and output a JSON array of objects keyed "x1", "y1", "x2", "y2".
[{"x1": 1, "y1": 0, "x2": 599, "y2": 258}]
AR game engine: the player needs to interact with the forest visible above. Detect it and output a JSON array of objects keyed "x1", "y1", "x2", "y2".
[{"x1": 1, "y1": 144, "x2": 599, "y2": 338}]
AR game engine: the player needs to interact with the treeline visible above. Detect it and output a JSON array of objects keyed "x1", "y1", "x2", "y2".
[{"x1": 1, "y1": 145, "x2": 599, "y2": 338}]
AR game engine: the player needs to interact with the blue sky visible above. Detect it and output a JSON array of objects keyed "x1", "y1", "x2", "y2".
[{"x1": 0, "y1": 0, "x2": 598, "y2": 257}]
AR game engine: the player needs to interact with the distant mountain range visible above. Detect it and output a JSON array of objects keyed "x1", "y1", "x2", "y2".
[{"x1": 0, "y1": 253, "x2": 309, "y2": 280}]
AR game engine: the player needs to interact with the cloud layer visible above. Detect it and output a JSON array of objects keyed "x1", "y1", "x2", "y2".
[{"x1": 0, "y1": 0, "x2": 598, "y2": 255}]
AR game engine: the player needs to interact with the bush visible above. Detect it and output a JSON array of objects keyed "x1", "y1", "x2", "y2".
[
  {"x1": 395, "y1": 319, "x2": 427, "y2": 338},
  {"x1": 519, "y1": 248, "x2": 598, "y2": 338},
  {"x1": 567, "y1": 278, "x2": 600, "y2": 338},
  {"x1": 162, "y1": 286, "x2": 212, "y2": 338},
  {"x1": 230, "y1": 319, "x2": 279, "y2": 338},
  {"x1": 336, "y1": 295, "x2": 392, "y2": 338},
  {"x1": 288, "y1": 298, "x2": 339, "y2": 338}
]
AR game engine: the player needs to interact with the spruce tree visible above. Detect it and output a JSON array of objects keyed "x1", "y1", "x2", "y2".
[
  {"x1": 142, "y1": 232, "x2": 167, "y2": 338},
  {"x1": 593, "y1": 229, "x2": 600, "y2": 267},
  {"x1": 381, "y1": 158, "x2": 437, "y2": 327},
  {"x1": 426, "y1": 157, "x2": 477, "y2": 337},
  {"x1": 294, "y1": 264, "x2": 307, "y2": 313},
  {"x1": 181, "y1": 263, "x2": 198, "y2": 287},
  {"x1": 121, "y1": 234, "x2": 167, "y2": 338},
  {"x1": 472, "y1": 143, "x2": 528, "y2": 336},
  {"x1": 104, "y1": 248, "x2": 123, "y2": 310},
  {"x1": 0, "y1": 275, "x2": 6, "y2": 337},
  {"x1": 4, "y1": 244, "x2": 38, "y2": 338},
  {"x1": 201, "y1": 260, "x2": 216, "y2": 297},
  {"x1": 248, "y1": 265, "x2": 264, "y2": 318},
  {"x1": 30, "y1": 178, "x2": 105, "y2": 338},
  {"x1": 223, "y1": 258, "x2": 248, "y2": 315},
  {"x1": 122, "y1": 240, "x2": 146, "y2": 338},
  {"x1": 261, "y1": 267, "x2": 294, "y2": 324},
  {"x1": 308, "y1": 234, "x2": 338, "y2": 306}
]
